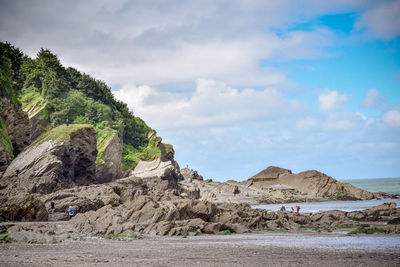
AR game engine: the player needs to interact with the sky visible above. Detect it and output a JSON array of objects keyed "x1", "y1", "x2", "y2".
[{"x1": 1, "y1": 0, "x2": 399, "y2": 181}]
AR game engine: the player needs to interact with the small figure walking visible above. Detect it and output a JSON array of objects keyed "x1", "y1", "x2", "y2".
[
  {"x1": 66, "y1": 118, "x2": 69, "y2": 127},
  {"x1": 280, "y1": 205, "x2": 286, "y2": 211},
  {"x1": 296, "y1": 205, "x2": 300, "y2": 213},
  {"x1": 68, "y1": 205, "x2": 74, "y2": 219},
  {"x1": 291, "y1": 207, "x2": 294, "y2": 212},
  {"x1": 50, "y1": 201, "x2": 55, "y2": 214}
]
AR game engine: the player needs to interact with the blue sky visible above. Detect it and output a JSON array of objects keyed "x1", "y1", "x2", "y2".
[{"x1": 1, "y1": 0, "x2": 399, "y2": 181}]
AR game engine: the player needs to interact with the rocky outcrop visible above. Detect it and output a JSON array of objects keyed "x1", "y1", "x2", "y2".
[
  {"x1": 0, "y1": 192, "x2": 48, "y2": 221},
  {"x1": 279, "y1": 170, "x2": 374, "y2": 200},
  {"x1": 130, "y1": 158, "x2": 183, "y2": 182},
  {"x1": 181, "y1": 168, "x2": 203, "y2": 182},
  {"x1": 96, "y1": 132, "x2": 123, "y2": 183},
  {"x1": 2, "y1": 125, "x2": 97, "y2": 194},
  {"x1": 0, "y1": 97, "x2": 30, "y2": 156},
  {"x1": 249, "y1": 166, "x2": 292, "y2": 181},
  {"x1": 246, "y1": 166, "x2": 374, "y2": 201}
]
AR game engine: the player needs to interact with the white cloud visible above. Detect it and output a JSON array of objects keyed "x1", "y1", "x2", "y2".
[
  {"x1": 355, "y1": 0, "x2": 400, "y2": 40},
  {"x1": 114, "y1": 79, "x2": 300, "y2": 130},
  {"x1": 363, "y1": 88, "x2": 386, "y2": 109},
  {"x1": 383, "y1": 109, "x2": 400, "y2": 127},
  {"x1": 318, "y1": 89, "x2": 348, "y2": 112}
]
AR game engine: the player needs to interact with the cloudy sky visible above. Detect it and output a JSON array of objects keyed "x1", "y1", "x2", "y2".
[{"x1": 1, "y1": 0, "x2": 399, "y2": 181}]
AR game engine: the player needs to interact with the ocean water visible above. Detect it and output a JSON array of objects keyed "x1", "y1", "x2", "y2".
[
  {"x1": 253, "y1": 177, "x2": 400, "y2": 213},
  {"x1": 253, "y1": 198, "x2": 400, "y2": 213},
  {"x1": 341, "y1": 177, "x2": 400, "y2": 195}
]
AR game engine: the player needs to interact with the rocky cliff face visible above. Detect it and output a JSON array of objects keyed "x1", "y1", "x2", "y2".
[
  {"x1": 0, "y1": 97, "x2": 30, "y2": 156},
  {"x1": 2, "y1": 125, "x2": 97, "y2": 194},
  {"x1": 96, "y1": 132, "x2": 123, "y2": 183}
]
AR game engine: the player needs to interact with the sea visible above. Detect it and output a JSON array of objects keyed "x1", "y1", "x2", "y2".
[{"x1": 253, "y1": 177, "x2": 400, "y2": 213}]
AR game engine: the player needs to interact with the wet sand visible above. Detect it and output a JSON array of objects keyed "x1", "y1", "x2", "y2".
[{"x1": 1, "y1": 232, "x2": 399, "y2": 266}]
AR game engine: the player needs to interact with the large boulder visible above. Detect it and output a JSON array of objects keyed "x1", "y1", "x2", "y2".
[
  {"x1": 130, "y1": 158, "x2": 183, "y2": 182},
  {"x1": 3, "y1": 124, "x2": 97, "y2": 194},
  {"x1": 279, "y1": 170, "x2": 374, "y2": 200},
  {"x1": 95, "y1": 131, "x2": 123, "y2": 183}
]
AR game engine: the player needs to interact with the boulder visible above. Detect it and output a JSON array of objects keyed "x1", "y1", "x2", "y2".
[
  {"x1": 95, "y1": 132, "x2": 123, "y2": 183},
  {"x1": 3, "y1": 125, "x2": 97, "y2": 194},
  {"x1": 28, "y1": 107, "x2": 49, "y2": 143},
  {"x1": 130, "y1": 158, "x2": 183, "y2": 182}
]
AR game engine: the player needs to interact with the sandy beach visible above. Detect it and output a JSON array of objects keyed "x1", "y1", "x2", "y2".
[{"x1": 1, "y1": 231, "x2": 399, "y2": 267}]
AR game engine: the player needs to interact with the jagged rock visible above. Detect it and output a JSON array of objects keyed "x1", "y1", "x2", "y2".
[
  {"x1": 95, "y1": 132, "x2": 123, "y2": 183},
  {"x1": 0, "y1": 193, "x2": 47, "y2": 221},
  {"x1": 365, "y1": 202, "x2": 396, "y2": 217},
  {"x1": 279, "y1": 170, "x2": 374, "y2": 200},
  {"x1": 130, "y1": 158, "x2": 183, "y2": 182},
  {"x1": 249, "y1": 166, "x2": 292, "y2": 181},
  {"x1": 180, "y1": 184, "x2": 201, "y2": 199},
  {"x1": 0, "y1": 97, "x2": 30, "y2": 156},
  {"x1": 3, "y1": 125, "x2": 97, "y2": 194},
  {"x1": 181, "y1": 168, "x2": 204, "y2": 182}
]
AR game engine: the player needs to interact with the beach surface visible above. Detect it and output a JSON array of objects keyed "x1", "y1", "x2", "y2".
[{"x1": 1, "y1": 231, "x2": 399, "y2": 266}]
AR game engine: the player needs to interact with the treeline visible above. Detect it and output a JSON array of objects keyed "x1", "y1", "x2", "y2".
[{"x1": 0, "y1": 42, "x2": 153, "y2": 167}]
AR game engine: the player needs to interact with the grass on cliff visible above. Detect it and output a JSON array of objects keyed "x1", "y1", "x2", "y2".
[
  {"x1": 19, "y1": 86, "x2": 47, "y2": 118},
  {"x1": 95, "y1": 126, "x2": 118, "y2": 165},
  {"x1": 0, "y1": 115, "x2": 13, "y2": 158},
  {"x1": 122, "y1": 136, "x2": 162, "y2": 171},
  {"x1": 30, "y1": 124, "x2": 93, "y2": 147}
]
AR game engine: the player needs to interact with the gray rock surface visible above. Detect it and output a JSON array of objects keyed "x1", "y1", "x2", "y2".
[
  {"x1": 0, "y1": 97, "x2": 30, "y2": 156},
  {"x1": 95, "y1": 132, "x2": 123, "y2": 183},
  {"x1": 3, "y1": 125, "x2": 97, "y2": 194},
  {"x1": 181, "y1": 168, "x2": 203, "y2": 182}
]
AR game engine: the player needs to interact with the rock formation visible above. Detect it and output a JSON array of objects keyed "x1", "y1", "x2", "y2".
[
  {"x1": 249, "y1": 166, "x2": 292, "y2": 181},
  {"x1": 0, "y1": 97, "x2": 30, "y2": 156},
  {"x1": 181, "y1": 168, "x2": 204, "y2": 182},
  {"x1": 279, "y1": 170, "x2": 374, "y2": 200},
  {"x1": 2, "y1": 124, "x2": 97, "y2": 194},
  {"x1": 246, "y1": 166, "x2": 374, "y2": 201},
  {"x1": 95, "y1": 132, "x2": 123, "y2": 183}
]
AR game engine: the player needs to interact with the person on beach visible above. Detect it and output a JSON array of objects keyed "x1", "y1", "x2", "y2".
[
  {"x1": 280, "y1": 205, "x2": 286, "y2": 211},
  {"x1": 67, "y1": 206, "x2": 74, "y2": 219},
  {"x1": 50, "y1": 201, "x2": 55, "y2": 214},
  {"x1": 291, "y1": 207, "x2": 294, "y2": 212},
  {"x1": 296, "y1": 205, "x2": 300, "y2": 213},
  {"x1": 66, "y1": 118, "x2": 69, "y2": 127}
]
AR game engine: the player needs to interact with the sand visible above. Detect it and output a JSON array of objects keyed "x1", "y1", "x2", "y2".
[{"x1": 1, "y1": 232, "x2": 399, "y2": 266}]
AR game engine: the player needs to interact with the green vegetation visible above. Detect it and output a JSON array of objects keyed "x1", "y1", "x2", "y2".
[
  {"x1": 264, "y1": 228, "x2": 288, "y2": 232},
  {"x1": 30, "y1": 124, "x2": 93, "y2": 146},
  {"x1": 0, "y1": 234, "x2": 16, "y2": 243},
  {"x1": 346, "y1": 224, "x2": 387, "y2": 236},
  {"x1": 1, "y1": 41, "x2": 169, "y2": 169},
  {"x1": 0, "y1": 115, "x2": 14, "y2": 158},
  {"x1": 95, "y1": 125, "x2": 118, "y2": 165},
  {"x1": 100, "y1": 233, "x2": 141, "y2": 240},
  {"x1": 218, "y1": 230, "x2": 232, "y2": 235}
]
